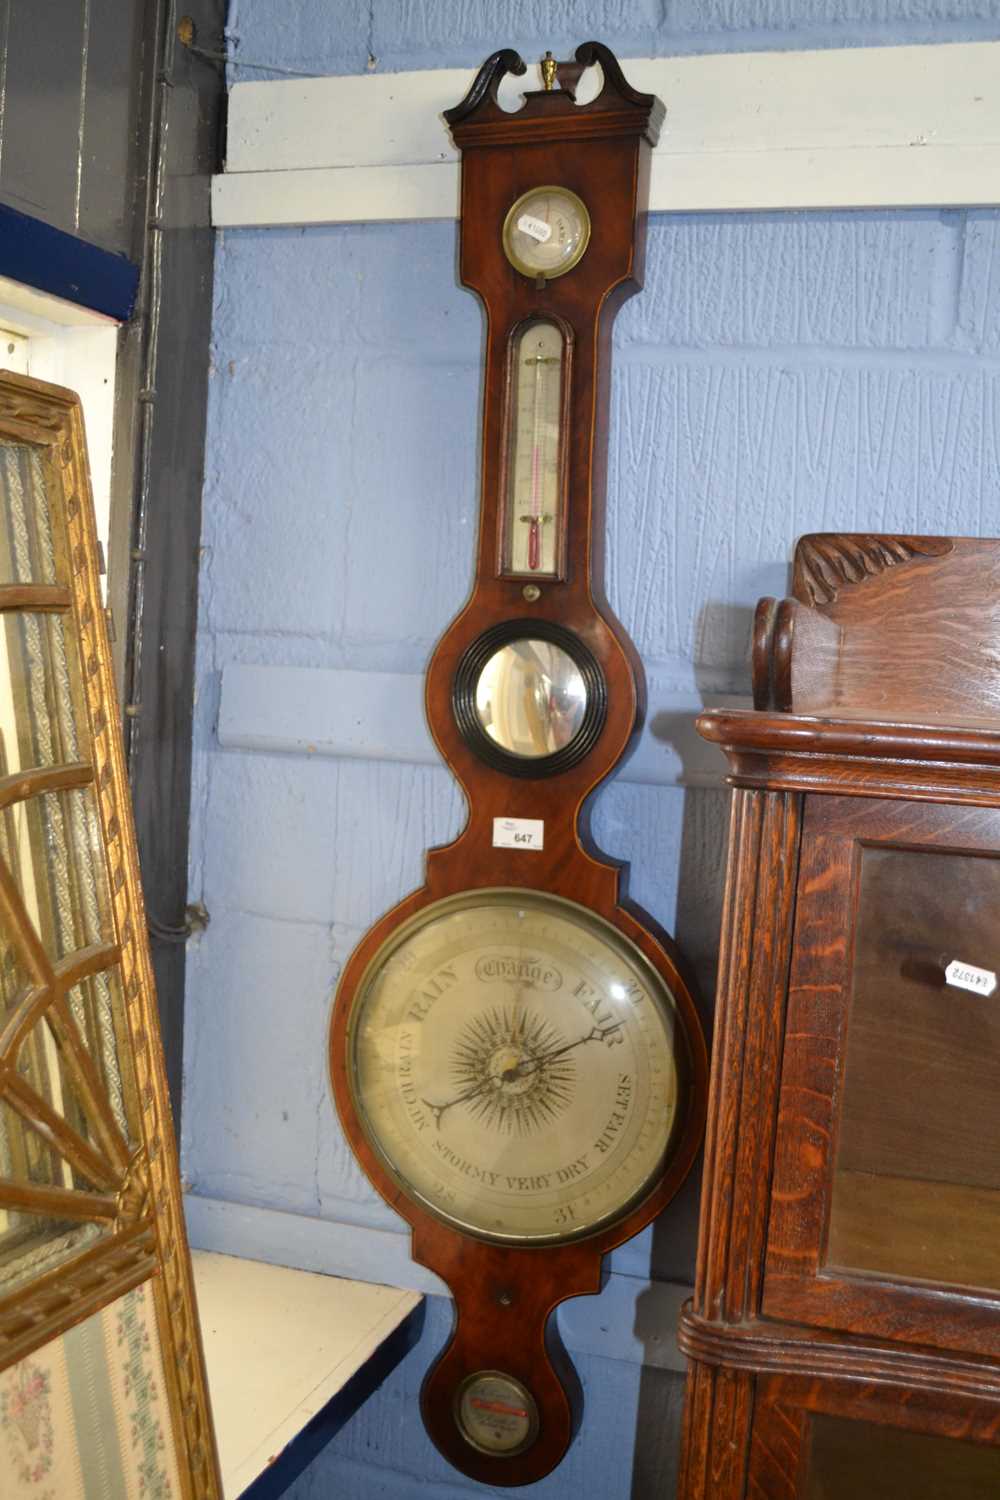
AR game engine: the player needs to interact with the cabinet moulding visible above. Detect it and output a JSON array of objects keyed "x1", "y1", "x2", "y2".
[{"x1": 679, "y1": 1309, "x2": 1000, "y2": 1403}]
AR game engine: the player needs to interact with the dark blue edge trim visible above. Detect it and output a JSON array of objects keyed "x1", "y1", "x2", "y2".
[
  {"x1": 0, "y1": 203, "x2": 140, "y2": 322},
  {"x1": 238, "y1": 1297, "x2": 427, "y2": 1499}
]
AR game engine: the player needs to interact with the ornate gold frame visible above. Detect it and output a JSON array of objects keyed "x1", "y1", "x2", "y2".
[{"x1": 0, "y1": 371, "x2": 220, "y2": 1498}]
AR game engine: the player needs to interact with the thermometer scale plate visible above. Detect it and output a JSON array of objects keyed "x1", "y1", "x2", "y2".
[{"x1": 503, "y1": 320, "x2": 568, "y2": 578}]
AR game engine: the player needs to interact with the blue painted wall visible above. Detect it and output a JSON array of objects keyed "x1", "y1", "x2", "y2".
[
  {"x1": 223, "y1": 0, "x2": 1000, "y2": 76},
  {"x1": 187, "y1": 3, "x2": 1000, "y2": 1496}
]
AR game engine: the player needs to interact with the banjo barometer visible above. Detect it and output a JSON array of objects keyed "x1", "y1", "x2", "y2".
[{"x1": 329, "y1": 43, "x2": 708, "y2": 1486}]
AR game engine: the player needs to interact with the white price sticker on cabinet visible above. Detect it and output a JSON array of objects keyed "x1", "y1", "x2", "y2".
[
  {"x1": 517, "y1": 213, "x2": 551, "y2": 244},
  {"x1": 493, "y1": 817, "x2": 544, "y2": 851},
  {"x1": 945, "y1": 959, "x2": 997, "y2": 996}
]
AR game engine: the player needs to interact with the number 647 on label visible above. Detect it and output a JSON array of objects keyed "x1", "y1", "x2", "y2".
[{"x1": 492, "y1": 817, "x2": 544, "y2": 851}]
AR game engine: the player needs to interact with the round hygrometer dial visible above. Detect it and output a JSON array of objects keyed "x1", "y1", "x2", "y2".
[{"x1": 502, "y1": 187, "x2": 591, "y2": 280}]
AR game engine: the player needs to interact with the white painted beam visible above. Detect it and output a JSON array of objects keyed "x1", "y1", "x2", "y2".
[
  {"x1": 0, "y1": 274, "x2": 119, "y2": 329},
  {"x1": 213, "y1": 41, "x2": 1000, "y2": 226},
  {"x1": 214, "y1": 162, "x2": 460, "y2": 227}
]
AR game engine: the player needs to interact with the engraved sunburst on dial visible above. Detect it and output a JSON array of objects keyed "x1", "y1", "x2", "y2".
[{"x1": 446, "y1": 1006, "x2": 576, "y2": 1136}]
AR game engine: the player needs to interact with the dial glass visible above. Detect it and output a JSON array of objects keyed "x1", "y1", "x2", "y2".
[
  {"x1": 456, "y1": 1371, "x2": 538, "y2": 1456},
  {"x1": 503, "y1": 321, "x2": 565, "y2": 577},
  {"x1": 348, "y1": 890, "x2": 682, "y2": 1245},
  {"x1": 502, "y1": 187, "x2": 590, "y2": 280},
  {"x1": 474, "y1": 638, "x2": 587, "y2": 757}
]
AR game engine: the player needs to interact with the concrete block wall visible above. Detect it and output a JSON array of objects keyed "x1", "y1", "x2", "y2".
[
  {"x1": 187, "y1": 3, "x2": 1000, "y2": 1496},
  {"x1": 223, "y1": 0, "x2": 1000, "y2": 76}
]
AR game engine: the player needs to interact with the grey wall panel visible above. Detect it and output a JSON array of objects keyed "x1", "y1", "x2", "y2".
[
  {"x1": 0, "y1": 0, "x2": 87, "y2": 232},
  {"x1": 0, "y1": 0, "x2": 146, "y2": 254},
  {"x1": 77, "y1": 0, "x2": 145, "y2": 252},
  {"x1": 121, "y1": 0, "x2": 226, "y2": 1116}
]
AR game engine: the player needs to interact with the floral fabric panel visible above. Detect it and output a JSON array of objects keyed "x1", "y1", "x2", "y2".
[{"x1": 0, "y1": 1279, "x2": 181, "y2": 1497}]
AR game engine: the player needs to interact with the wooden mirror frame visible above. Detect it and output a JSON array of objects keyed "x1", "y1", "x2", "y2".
[{"x1": 0, "y1": 371, "x2": 219, "y2": 1499}]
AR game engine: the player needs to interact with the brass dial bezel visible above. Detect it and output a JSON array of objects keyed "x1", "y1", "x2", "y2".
[
  {"x1": 345, "y1": 887, "x2": 686, "y2": 1248},
  {"x1": 454, "y1": 1370, "x2": 540, "y2": 1457},
  {"x1": 501, "y1": 186, "x2": 592, "y2": 280}
]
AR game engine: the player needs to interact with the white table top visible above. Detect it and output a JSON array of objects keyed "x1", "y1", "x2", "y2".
[{"x1": 192, "y1": 1250, "x2": 423, "y2": 1498}]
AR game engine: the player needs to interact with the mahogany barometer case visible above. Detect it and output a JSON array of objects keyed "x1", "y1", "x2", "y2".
[
  {"x1": 680, "y1": 534, "x2": 1000, "y2": 1498},
  {"x1": 328, "y1": 44, "x2": 707, "y2": 1489}
]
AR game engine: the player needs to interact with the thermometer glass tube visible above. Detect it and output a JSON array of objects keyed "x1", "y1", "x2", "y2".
[{"x1": 503, "y1": 321, "x2": 566, "y2": 578}]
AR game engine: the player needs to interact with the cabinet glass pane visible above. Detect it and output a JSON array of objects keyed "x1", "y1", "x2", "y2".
[
  {"x1": 828, "y1": 846, "x2": 1000, "y2": 1289},
  {"x1": 65, "y1": 969, "x2": 134, "y2": 1144},
  {"x1": 0, "y1": 443, "x2": 58, "y2": 584},
  {"x1": 0, "y1": 613, "x2": 89, "y2": 776},
  {"x1": 7, "y1": 787, "x2": 113, "y2": 960},
  {"x1": 805, "y1": 1414, "x2": 1000, "y2": 1499}
]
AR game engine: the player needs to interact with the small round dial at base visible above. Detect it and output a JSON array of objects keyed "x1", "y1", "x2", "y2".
[
  {"x1": 455, "y1": 1372, "x2": 539, "y2": 1456},
  {"x1": 346, "y1": 889, "x2": 684, "y2": 1245}
]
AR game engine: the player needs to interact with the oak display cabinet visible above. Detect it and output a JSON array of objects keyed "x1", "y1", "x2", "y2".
[{"x1": 679, "y1": 534, "x2": 1000, "y2": 1498}]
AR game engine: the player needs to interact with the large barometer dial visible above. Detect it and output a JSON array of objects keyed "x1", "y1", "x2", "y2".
[
  {"x1": 350, "y1": 891, "x2": 681, "y2": 1244},
  {"x1": 330, "y1": 42, "x2": 707, "y2": 1489}
]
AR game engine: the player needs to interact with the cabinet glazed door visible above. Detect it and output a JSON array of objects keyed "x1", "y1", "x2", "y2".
[
  {"x1": 762, "y1": 793, "x2": 1000, "y2": 1356},
  {"x1": 0, "y1": 372, "x2": 220, "y2": 1498},
  {"x1": 748, "y1": 1376, "x2": 1000, "y2": 1499}
]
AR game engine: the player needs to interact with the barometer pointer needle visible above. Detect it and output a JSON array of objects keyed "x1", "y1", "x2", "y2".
[
  {"x1": 421, "y1": 1021, "x2": 622, "y2": 1129},
  {"x1": 507, "y1": 1021, "x2": 621, "y2": 1078},
  {"x1": 422, "y1": 1078, "x2": 497, "y2": 1129}
]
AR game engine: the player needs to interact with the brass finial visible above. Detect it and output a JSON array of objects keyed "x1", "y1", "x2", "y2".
[{"x1": 541, "y1": 51, "x2": 557, "y2": 90}]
